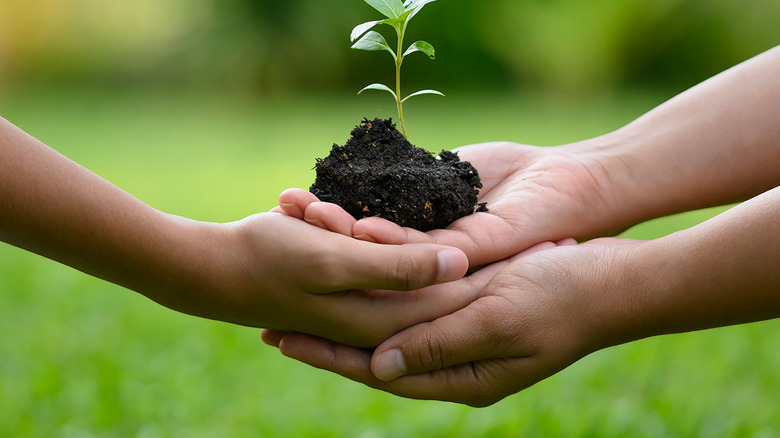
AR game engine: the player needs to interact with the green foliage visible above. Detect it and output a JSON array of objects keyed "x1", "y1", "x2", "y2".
[
  {"x1": 3, "y1": 0, "x2": 778, "y2": 96},
  {"x1": 351, "y1": 0, "x2": 444, "y2": 139}
]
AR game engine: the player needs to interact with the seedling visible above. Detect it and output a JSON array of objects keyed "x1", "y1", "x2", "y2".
[
  {"x1": 350, "y1": 0, "x2": 443, "y2": 140},
  {"x1": 310, "y1": 0, "x2": 485, "y2": 231}
]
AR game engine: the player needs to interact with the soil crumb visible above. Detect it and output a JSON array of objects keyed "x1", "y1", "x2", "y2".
[{"x1": 310, "y1": 118, "x2": 486, "y2": 231}]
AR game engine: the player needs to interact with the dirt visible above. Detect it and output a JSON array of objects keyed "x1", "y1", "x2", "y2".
[{"x1": 310, "y1": 118, "x2": 487, "y2": 231}]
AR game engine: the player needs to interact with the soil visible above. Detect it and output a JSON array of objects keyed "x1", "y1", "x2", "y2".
[{"x1": 310, "y1": 118, "x2": 487, "y2": 231}]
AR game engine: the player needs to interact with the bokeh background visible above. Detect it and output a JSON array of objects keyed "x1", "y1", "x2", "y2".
[
  {"x1": 1, "y1": 1, "x2": 779, "y2": 436},
  {"x1": 2, "y1": 0, "x2": 779, "y2": 94}
]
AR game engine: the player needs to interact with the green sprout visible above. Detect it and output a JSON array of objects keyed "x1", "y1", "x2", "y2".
[{"x1": 350, "y1": 0, "x2": 444, "y2": 140}]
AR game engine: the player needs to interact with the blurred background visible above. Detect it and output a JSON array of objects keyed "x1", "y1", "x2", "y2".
[
  {"x1": 1, "y1": 0, "x2": 778, "y2": 95},
  {"x1": 1, "y1": 1, "x2": 779, "y2": 437}
]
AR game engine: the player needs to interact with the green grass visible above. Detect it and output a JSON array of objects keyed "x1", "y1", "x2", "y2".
[{"x1": 1, "y1": 87, "x2": 778, "y2": 437}]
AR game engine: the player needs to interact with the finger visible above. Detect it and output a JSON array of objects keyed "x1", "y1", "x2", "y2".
[
  {"x1": 367, "y1": 252, "x2": 518, "y2": 325},
  {"x1": 268, "y1": 206, "x2": 284, "y2": 214},
  {"x1": 277, "y1": 332, "x2": 525, "y2": 406},
  {"x1": 320, "y1": 242, "x2": 469, "y2": 292},
  {"x1": 512, "y1": 239, "x2": 578, "y2": 259},
  {"x1": 287, "y1": 254, "x2": 515, "y2": 347},
  {"x1": 278, "y1": 188, "x2": 320, "y2": 220},
  {"x1": 304, "y1": 202, "x2": 356, "y2": 236},
  {"x1": 514, "y1": 241, "x2": 559, "y2": 257},
  {"x1": 352, "y1": 217, "x2": 433, "y2": 244},
  {"x1": 365, "y1": 359, "x2": 525, "y2": 406},
  {"x1": 260, "y1": 328, "x2": 290, "y2": 347},
  {"x1": 353, "y1": 214, "x2": 513, "y2": 268},
  {"x1": 370, "y1": 287, "x2": 518, "y2": 381},
  {"x1": 431, "y1": 212, "x2": 521, "y2": 266},
  {"x1": 278, "y1": 333, "x2": 376, "y2": 380},
  {"x1": 276, "y1": 333, "x2": 477, "y2": 402}
]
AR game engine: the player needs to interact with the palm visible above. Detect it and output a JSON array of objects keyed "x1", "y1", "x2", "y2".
[{"x1": 358, "y1": 142, "x2": 618, "y2": 266}]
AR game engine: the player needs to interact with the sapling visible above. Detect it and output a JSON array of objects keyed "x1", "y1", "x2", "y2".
[
  {"x1": 309, "y1": 0, "x2": 485, "y2": 231},
  {"x1": 350, "y1": 0, "x2": 443, "y2": 140}
]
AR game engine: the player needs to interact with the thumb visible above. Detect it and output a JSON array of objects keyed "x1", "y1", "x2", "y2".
[
  {"x1": 326, "y1": 241, "x2": 469, "y2": 292},
  {"x1": 370, "y1": 302, "x2": 500, "y2": 381}
]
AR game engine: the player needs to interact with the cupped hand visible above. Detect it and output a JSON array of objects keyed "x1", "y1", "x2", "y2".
[
  {"x1": 270, "y1": 237, "x2": 646, "y2": 406},
  {"x1": 279, "y1": 142, "x2": 626, "y2": 267}
]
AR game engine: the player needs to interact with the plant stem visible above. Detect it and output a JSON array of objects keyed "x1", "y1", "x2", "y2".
[{"x1": 395, "y1": 25, "x2": 408, "y2": 140}]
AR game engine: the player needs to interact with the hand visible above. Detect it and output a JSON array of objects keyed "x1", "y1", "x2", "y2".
[
  {"x1": 279, "y1": 142, "x2": 628, "y2": 267},
  {"x1": 269, "y1": 237, "x2": 643, "y2": 406},
  {"x1": 148, "y1": 212, "x2": 470, "y2": 347}
]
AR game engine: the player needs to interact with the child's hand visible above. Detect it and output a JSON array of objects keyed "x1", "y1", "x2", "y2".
[
  {"x1": 257, "y1": 189, "x2": 475, "y2": 347},
  {"x1": 153, "y1": 211, "x2": 469, "y2": 347}
]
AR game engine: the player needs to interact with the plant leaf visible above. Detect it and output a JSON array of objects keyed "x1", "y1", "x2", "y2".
[
  {"x1": 401, "y1": 89, "x2": 444, "y2": 102},
  {"x1": 403, "y1": 40, "x2": 435, "y2": 59},
  {"x1": 351, "y1": 17, "x2": 410, "y2": 41},
  {"x1": 358, "y1": 83, "x2": 398, "y2": 100},
  {"x1": 403, "y1": 0, "x2": 438, "y2": 10},
  {"x1": 364, "y1": 0, "x2": 406, "y2": 19},
  {"x1": 378, "y1": 14, "x2": 408, "y2": 29},
  {"x1": 350, "y1": 20, "x2": 383, "y2": 42},
  {"x1": 352, "y1": 31, "x2": 395, "y2": 57},
  {"x1": 404, "y1": 0, "x2": 438, "y2": 21}
]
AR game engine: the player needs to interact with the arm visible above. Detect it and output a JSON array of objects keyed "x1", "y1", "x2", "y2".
[
  {"x1": 0, "y1": 116, "x2": 470, "y2": 346},
  {"x1": 579, "y1": 44, "x2": 780, "y2": 228},
  {"x1": 613, "y1": 186, "x2": 780, "y2": 338},
  {"x1": 282, "y1": 46, "x2": 779, "y2": 267},
  {"x1": 273, "y1": 186, "x2": 780, "y2": 406}
]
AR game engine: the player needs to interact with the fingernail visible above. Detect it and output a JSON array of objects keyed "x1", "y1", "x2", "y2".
[
  {"x1": 279, "y1": 203, "x2": 304, "y2": 219},
  {"x1": 353, "y1": 234, "x2": 378, "y2": 243},
  {"x1": 304, "y1": 217, "x2": 327, "y2": 230},
  {"x1": 373, "y1": 349, "x2": 406, "y2": 381},
  {"x1": 437, "y1": 248, "x2": 466, "y2": 282}
]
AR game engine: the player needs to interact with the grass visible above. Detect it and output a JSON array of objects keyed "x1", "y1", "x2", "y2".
[{"x1": 1, "y1": 87, "x2": 778, "y2": 437}]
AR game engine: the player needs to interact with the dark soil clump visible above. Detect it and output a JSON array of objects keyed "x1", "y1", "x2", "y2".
[{"x1": 310, "y1": 118, "x2": 486, "y2": 231}]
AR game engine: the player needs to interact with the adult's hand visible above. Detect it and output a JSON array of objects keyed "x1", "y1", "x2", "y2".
[
  {"x1": 280, "y1": 142, "x2": 628, "y2": 268},
  {"x1": 268, "y1": 184, "x2": 780, "y2": 406},
  {"x1": 280, "y1": 47, "x2": 780, "y2": 269},
  {"x1": 269, "y1": 237, "x2": 627, "y2": 407}
]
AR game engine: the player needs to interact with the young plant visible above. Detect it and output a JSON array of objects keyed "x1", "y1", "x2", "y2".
[{"x1": 350, "y1": 0, "x2": 443, "y2": 140}]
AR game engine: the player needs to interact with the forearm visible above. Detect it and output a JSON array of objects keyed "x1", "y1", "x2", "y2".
[
  {"x1": 610, "y1": 186, "x2": 780, "y2": 344},
  {"x1": 0, "y1": 116, "x2": 217, "y2": 302},
  {"x1": 574, "y1": 46, "x2": 780, "y2": 226}
]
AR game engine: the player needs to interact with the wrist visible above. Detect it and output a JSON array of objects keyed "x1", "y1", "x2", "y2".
[
  {"x1": 577, "y1": 239, "x2": 670, "y2": 350},
  {"x1": 586, "y1": 232, "x2": 738, "y2": 347},
  {"x1": 561, "y1": 126, "x2": 698, "y2": 231},
  {"x1": 124, "y1": 212, "x2": 242, "y2": 320},
  {"x1": 549, "y1": 133, "x2": 657, "y2": 237}
]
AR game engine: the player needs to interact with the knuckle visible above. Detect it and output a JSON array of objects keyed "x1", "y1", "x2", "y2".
[
  {"x1": 471, "y1": 297, "x2": 512, "y2": 340},
  {"x1": 411, "y1": 324, "x2": 448, "y2": 372},
  {"x1": 390, "y1": 253, "x2": 429, "y2": 290}
]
